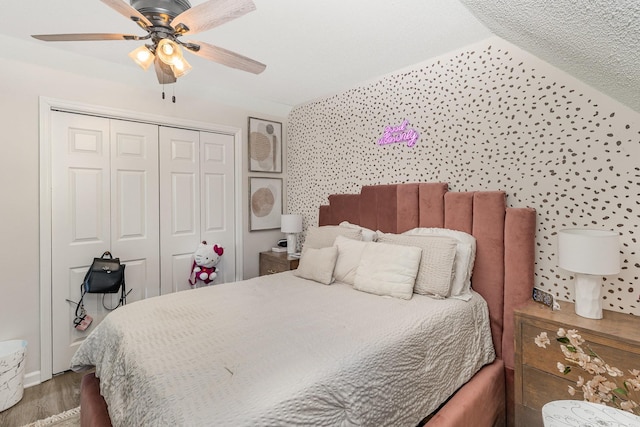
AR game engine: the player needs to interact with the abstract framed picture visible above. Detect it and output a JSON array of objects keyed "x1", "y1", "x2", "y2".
[
  {"x1": 249, "y1": 177, "x2": 282, "y2": 231},
  {"x1": 248, "y1": 117, "x2": 282, "y2": 173}
]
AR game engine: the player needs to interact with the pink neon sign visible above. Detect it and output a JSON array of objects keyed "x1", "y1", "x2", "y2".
[{"x1": 377, "y1": 119, "x2": 420, "y2": 148}]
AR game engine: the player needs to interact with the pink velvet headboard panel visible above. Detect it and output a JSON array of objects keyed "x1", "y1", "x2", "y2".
[
  {"x1": 502, "y1": 207, "x2": 536, "y2": 370},
  {"x1": 418, "y1": 183, "x2": 448, "y2": 228},
  {"x1": 503, "y1": 206, "x2": 536, "y2": 426},
  {"x1": 326, "y1": 194, "x2": 360, "y2": 226},
  {"x1": 444, "y1": 192, "x2": 475, "y2": 234},
  {"x1": 469, "y1": 191, "x2": 507, "y2": 358}
]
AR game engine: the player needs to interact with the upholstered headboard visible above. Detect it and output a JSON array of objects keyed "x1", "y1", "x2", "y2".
[{"x1": 318, "y1": 182, "x2": 535, "y2": 377}]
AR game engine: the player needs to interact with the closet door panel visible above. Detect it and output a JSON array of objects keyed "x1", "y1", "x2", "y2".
[
  {"x1": 160, "y1": 127, "x2": 201, "y2": 294},
  {"x1": 69, "y1": 169, "x2": 104, "y2": 241},
  {"x1": 203, "y1": 174, "x2": 224, "y2": 230},
  {"x1": 172, "y1": 173, "x2": 197, "y2": 234},
  {"x1": 51, "y1": 112, "x2": 111, "y2": 374},
  {"x1": 110, "y1": 120, "x2": 160, "y2": 300},
  {"x1": 200, "y1": 132, "x2": 236, "y2": 284}
]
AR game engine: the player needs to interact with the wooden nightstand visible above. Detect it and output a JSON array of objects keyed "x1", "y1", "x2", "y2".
[
  {"x1": 259, "y1": 251, "x2": 299, "y2": 276},
  {"x1": 514, "y1": 300, "x2": 640, "y2": 426}
]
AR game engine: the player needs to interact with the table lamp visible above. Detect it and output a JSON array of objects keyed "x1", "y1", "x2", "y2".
[
  {"x1": 281, "y1": 214, "x2": 303, "y2": 255},
  {"x1": 558, "y1": 228, "x2": 620, "y2": 319}
]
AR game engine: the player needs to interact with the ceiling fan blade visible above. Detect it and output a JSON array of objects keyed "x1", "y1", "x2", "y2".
[
  {"x1": 154, "y1": 57, "x2": 177, "y2": 85},
  {"x1": 100, "y1": 0, "x2": 152, "y2": 27},
  {"x1": 186, "y1": 40, "x2": 266, "y2": 75},
  {"x1": 171, "y1": 0, "x2": 256, "y2": 35},
  {"x1": 32, "y1": 33, "x2": 140, "y2": 42}
]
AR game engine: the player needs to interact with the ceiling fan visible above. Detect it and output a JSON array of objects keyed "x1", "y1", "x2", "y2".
[{"x1": 32, "y1": 0, "x2": 266, "y2": 84}]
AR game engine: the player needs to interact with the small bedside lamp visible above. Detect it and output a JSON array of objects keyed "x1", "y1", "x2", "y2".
[
  {"x1": 558, "y1": 229, "x2": 620, "y2": 319},
  {"x1": 281, "y1": 214, "x2": 303, "y2": 255}
]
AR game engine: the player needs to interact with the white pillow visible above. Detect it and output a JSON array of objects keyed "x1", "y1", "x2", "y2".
[
  {"x1": 402, "y1": 227, "x2": 476, "y2": 300},
  {"x1": 293, "y1": 246, "x2": 339, "y2": 285},
  {"x1": 376, "y1": 232, "x2": 457, "y2": 298},
  {"x1": 333, "y1": 235, "x2": 368, "y2": 285},
  {"x1": 304, "y1": 226, "x2": 362, "y2": 249},
  {"x1": 339, "y1": 221, "x2": 377, "y2": 242},
  {"x1": 353, "y1": 242, "x2": 422, "y2": 300}
]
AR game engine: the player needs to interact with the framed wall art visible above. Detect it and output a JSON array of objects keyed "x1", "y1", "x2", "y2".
[
  {"x1": 248, "y1": 117, "x2": 282, "y2": 173},
  {"x1": 249, "y1": 177, "x2": 282, "y2": 231}
]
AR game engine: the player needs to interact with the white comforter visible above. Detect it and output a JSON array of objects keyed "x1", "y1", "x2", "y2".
[{"x1": 71, "y1": 272, "x2": 495, "y2": 426}]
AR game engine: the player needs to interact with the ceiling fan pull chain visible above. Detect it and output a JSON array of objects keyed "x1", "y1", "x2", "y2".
[{"x1": 172, "y1": 86, "x2": 176, "y2": 103}]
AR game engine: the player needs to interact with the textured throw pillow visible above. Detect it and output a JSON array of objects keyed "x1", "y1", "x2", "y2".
[
  {"x1": 293, "y1": 246, "x2": 339, "y2": 285},
  {"x1": 333, "y1": 235, "x2": 369, "y2": 285},
  {"x1": 339, "y1": 221, "x2": 378, "y2": 242},
  {"x1": 353, "y1": 242, "x2": 422, "y2": 300},
  {"x1": 403, "y1": 227, "x2": 477, "y2": 300},
  {"x1": 303, "y1": 225, "x2": 362, "y2": 249},
  {"x1": 377, "y1": 232, "x2": 458, "y2": 298}
]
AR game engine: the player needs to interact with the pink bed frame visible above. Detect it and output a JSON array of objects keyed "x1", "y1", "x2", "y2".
[
  {"x1": 80, "y1": 182, "x2": 535, "y2": 427},
  {"x1": 318, "y1": 183, "x2": 535, "y2": 427}
]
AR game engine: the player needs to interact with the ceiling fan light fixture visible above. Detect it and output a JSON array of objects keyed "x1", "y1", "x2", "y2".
[
  {"x1": 171, "y1": 56, "x2": 192, "y2": 78},
  {"x1": 156, "y1": 38, "x2": 183, "y2": 66},
  {"x1": 128, "y1": 45, "x2": 155, "y2": 71},
  {"x1": 32, "y1": 0, "x2": 266, "y2": 84}
]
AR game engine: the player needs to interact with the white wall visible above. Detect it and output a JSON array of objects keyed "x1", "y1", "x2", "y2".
[{"x1": 0, "y1": 36, "x2": 288, "y2": 382}]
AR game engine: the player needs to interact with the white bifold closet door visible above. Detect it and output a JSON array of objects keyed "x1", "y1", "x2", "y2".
[
  {"x1": 159, "y1": 127, "x2": 236, "y2": 294},
  {"x1": 51, "y1": 112, "x2": 160, "y2": 374},
  {"x1": 51, "y1": 112, "x2": 236, "y2": 374}
]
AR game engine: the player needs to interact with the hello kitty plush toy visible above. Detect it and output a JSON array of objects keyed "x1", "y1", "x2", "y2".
[{"x1": 189, "y1": 241, "x2": 224, "y2": 288}]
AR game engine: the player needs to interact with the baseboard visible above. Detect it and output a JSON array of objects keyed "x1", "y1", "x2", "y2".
[{"x1": 23, "y1": 370, "x2": 42, "y2": 388}]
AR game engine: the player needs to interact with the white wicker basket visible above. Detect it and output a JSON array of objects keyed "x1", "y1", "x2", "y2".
[{"x1": 0, "y1": 340, "x2": 27, "y2": 412}]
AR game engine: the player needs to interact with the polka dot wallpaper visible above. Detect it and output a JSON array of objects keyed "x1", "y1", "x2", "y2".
[{"x1": 286, "y1": 37, "x2": 640, "y2": 315}]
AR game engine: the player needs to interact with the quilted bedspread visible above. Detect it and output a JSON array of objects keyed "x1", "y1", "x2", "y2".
[{"x1": 71, "y1": 272, "x2": 495, "y2": 426}]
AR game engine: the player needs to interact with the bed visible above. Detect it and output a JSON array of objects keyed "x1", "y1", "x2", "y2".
[{"x1": 73, "y1": 182, "x2": 536, "y2": 427}]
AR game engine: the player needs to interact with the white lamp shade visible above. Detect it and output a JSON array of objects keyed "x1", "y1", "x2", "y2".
[
  {"x1": 128, "y1": 45, "x2": 155, "y2": 70},
  {"x1": 171, "y1": 56, "x2": 192, "y2": 77},
  {"x1": 558, "y1": 229, "x2": 620, "y2": 275},
  {"x1": 156, "y1": 39, "x2": 183, "y2": 66},
  {"x1": 281, "y1": 214, "x2": 303, "y2": 233}
]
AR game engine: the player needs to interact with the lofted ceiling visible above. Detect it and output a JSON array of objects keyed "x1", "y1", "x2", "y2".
[
  {"x1": 460, "y1": 0, "x2": 640, "y2": 114},
  {"x1": 2, "y1": 0, "x2": 639, "y2": 114}
]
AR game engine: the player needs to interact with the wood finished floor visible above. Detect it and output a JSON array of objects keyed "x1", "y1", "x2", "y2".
[{"x1": 0, "y1": 370, "x2": 85, "y2": 427}]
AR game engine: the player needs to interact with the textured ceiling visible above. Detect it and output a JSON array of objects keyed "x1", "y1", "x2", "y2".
[
  {"x1": 460, "y1": 0, "x2": 640, "y2": 113},
  {"x1": 1, "y1": 1, "x2": 638, "y2": 114}
]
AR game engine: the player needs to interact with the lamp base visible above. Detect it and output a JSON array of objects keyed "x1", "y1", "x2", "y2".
[
  {"x1": 286, "y1": 233, "x2": 297, "y2": 255},
  {"x1": 574, "y1": 273, "x2": 603, "y2": 319}
]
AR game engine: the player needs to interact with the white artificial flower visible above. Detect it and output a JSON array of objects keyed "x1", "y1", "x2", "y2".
[
  {"x1": 606, "y1": 365, "x2": 623, "y2": 377},
  {"x1": 621, "y1": 400, "x2": 639, "y2": 412},
  {"x1": 535, "y1": 332, "x2": 550, "y2": 348}
]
